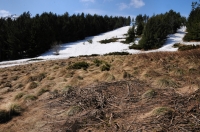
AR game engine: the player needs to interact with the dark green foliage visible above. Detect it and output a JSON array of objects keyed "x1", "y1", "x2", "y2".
[
  {"x1": 99, "y1": 38, "x2": 121, "y2": 44},
  {"x1": 136, "y1": 10, "x2": 185, "y2": 50},
  {"x1": 184, "y1": 1, "x2": 200, "y2": 41},
  {"x1": 129, "y1": 44, "x2": 143, "y2": 50},
  {"x1": 125, "y1": 26, "x2": 135, "y2": 43},
  {"x1": 104, "y1": 52, "x2": 130, "y2": 55},
  {"x1": 101, "y1": 63, "x2": 111, "y2": 71},
  {"x1": 68, "y1": 61, "x2": 89, "y2": 70},
  {"x1": 79, "y1": 54, "x2": 100, "y2": 57},
  {"x1": 136, "y1": 22, "x2": 144, "y2": 36},
  {"x1": 0, "y1": 12, "x2": 131, "y2": 61},
  {"x1": 178, "y1": 45, "x2": 200, "y2": 51},
  {"x1": 93, "y1": 59, "x2": 103, "y2": 66}
]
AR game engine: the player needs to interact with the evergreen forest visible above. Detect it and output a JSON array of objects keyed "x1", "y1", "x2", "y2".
[{"x1": 0, "y1": 12, "x2": 131, "y2": 61}]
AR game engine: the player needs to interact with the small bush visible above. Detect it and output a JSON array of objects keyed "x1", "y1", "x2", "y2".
[
  {"x1": 68, "y1": 61, "x2": 89, "y2": 70},
  {"x1": 29, "y1": 82, "x2": 38, "y2": 89},
  {"x1": 87, "y1": 39, "x2": 93, "y2": 44},
  {"x1": 129, "y1": 44, "x2": 143, "y2": 50},
  {"x1": 93, "y1": 59, "x2": 103, "y2": 67},
  {"x1": 27, "y1": 59, "x2": 44, "y2": 62},
  {"x1": 15, "y1": 92, "x2": 25, "y2": 100},
  {"x1": 101, "y1": 63, "x2": 111, "y2": 71},
  {"x1": 178, "y1": 44, "x2": 200, "y2": 51},
  {"x1": 99, "y1": 38, "x2": 121, "y2": 44},
  {"x1": 123, "y1": 71, "x2": 131, "y2": 79},
  {"x1": 173, "y1": 43, "x2": 181, "y2": 48},
  {"x1": 104, "y1": 52, "x2": 130, "y2": 56},
  {"x1": 142, "y1": 89, "x2": 156, "y2": 99},
  {"x1": 79, "y1": 54, "x2": 100, "y2": 57}
]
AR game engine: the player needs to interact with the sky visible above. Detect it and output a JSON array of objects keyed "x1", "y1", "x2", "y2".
[{"x1": 0, "y1": 0, "x2": 196, "y2": 18}]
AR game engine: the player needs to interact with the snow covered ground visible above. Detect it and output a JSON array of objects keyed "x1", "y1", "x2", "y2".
[{"x1": 0, "y1": 26, "x2": 200, "y2": 68}]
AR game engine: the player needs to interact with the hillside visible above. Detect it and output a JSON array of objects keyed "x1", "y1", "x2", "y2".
[{"x1": 1, "y1": 49, "x2": 200, "y2": 131}]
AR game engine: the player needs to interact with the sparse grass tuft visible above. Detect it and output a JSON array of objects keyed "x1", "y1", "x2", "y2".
[
  {"x1": 152, "y1": 107, "x2": 173, "y2": 116},
  {"x1": 142, "y1": 89, "x2": 156, "y2": 99},
  {"x1": 9, "y1": 103, "x2": 22, "y2": 116},
  {"x1": 157, "y1": 78, "x2": 178, "y2": 88},
  {"x1": 24, "y1": 95, "x2": 37, "y2": 101},
  {"x1": 66, "y1": 106, "x2": 81, "y2": 116},
  {"x1": 15, "y1": 92, "x2": 25, "y2": 100},
  {"x1": 37, "y1": 88, "x2": 49, "y2": 96}
]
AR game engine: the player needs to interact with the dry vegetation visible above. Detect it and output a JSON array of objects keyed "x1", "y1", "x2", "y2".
[{"x1": 0, "y1": 49, "x2": 200, "y2": 131}]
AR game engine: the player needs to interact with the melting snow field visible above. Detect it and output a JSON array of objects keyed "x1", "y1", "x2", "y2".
[{"x1": 0, "y1": 26, "x2": 200, "y2": 68}]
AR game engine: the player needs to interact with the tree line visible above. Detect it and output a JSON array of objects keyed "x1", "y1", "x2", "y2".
[
  {"x1": 128, "y1": 10, "x2": 186, "y2": 50},
  {"x1": 0, "y1": 12, "x2": 131, "y2": 61},
  {"x1": 184, "y1": 0, "x2": 200, "y2": 41}
]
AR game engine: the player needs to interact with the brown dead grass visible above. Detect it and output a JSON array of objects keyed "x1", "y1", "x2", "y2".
[{"x1": 0, "y1": 49, "x2": 200, "y2": 131}]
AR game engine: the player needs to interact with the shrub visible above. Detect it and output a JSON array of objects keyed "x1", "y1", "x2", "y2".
[
  {"x1": 87, "y1": 39, "x2": 93, "y2": 44},
  {"x1": 29, "y1": 82, "x2": 38, "y2": 89},
  {"x1": 93, "y1": 59, "x2": 103, "y2": 66},
  {"x1": 129, "y1": 44, "x2": 143, "y2": 50},
  {"x1": 101, "y1": 63, "x2": 111, "y2": 71},
  {"x1": 178, "y1": 45, "x2": 200, "y2": 51},
  {"x1": 68, "y1": 61, "x2": 89, "y2": 70},
  {"x1": 99, "y1": 38, "x2": 120, "y2": 44},
  {"x1": 104, "y1": 52, "x2": 130, "y2": 56}
]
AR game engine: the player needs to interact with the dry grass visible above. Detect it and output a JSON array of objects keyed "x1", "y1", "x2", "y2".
[{"x1": 0, "y1": 49, "x2": 200, "y2": 131}]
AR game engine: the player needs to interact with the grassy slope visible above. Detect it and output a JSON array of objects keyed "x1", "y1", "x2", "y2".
[{"x1": 0, "y1": 49, "x2": 200, "y2": 131}]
